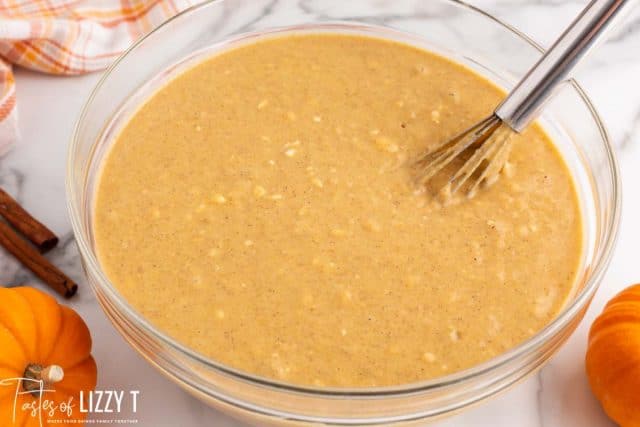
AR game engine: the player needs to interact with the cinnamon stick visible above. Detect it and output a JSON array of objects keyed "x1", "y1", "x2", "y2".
[
  {"x1": 0, "y1": 220, "x2": 77, "y2": 298},
  {"x1": 0, "y1": 188, "x2": 58, "y2": 252}
]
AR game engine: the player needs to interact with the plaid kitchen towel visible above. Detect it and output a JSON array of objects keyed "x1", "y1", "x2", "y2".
[{"x1": 0, "y1": 0, "x2": 197, "y2": 154}]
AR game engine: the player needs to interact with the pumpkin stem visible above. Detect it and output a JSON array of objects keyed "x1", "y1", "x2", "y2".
[{"x1": 22, "y1": 363, "x2": 65, "y2": 397}]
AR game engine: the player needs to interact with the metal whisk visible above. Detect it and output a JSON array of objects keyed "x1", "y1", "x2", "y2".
[{"x1": 415, "y1": 0, "x2": 634, "y2": 199}]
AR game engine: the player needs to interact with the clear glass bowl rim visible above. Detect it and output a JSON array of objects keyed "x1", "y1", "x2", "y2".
[{"x1": 66, "y1": 0, "x2": 622, "y2": 398}]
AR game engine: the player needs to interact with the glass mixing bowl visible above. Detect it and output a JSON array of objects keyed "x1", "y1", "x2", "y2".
[{"x1": 66, "y1": 0, "x2": 621, "y2": 425}]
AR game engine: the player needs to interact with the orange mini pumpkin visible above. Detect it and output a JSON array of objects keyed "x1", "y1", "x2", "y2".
[
  {"x1": 586, "y1": 284, "x2": 640, "y2": 427},
  {"x1": 0, "y1": 286, "x2": 97, "y2": 426}
]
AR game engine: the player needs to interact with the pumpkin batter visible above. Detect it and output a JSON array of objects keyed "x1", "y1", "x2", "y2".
[{"x1": 94, "y1": 34, "x2": 583, "y2": 387}]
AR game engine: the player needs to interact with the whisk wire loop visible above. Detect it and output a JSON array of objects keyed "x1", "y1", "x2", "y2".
[
  {"x1": 414, "y1": 114, "x2": 510, "y2": 198},
  {"x1": 414, "y1": 115, "x2": 498, "y2": 182}
]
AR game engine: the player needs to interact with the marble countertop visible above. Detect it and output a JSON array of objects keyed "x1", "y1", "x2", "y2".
[{"x1": 2, "y1": 0, "x2": 639, "y2": 425}]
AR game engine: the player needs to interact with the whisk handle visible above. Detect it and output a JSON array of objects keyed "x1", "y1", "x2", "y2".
[{"x1": 495, "y1": 0, "x2": 636, "y2": 132}]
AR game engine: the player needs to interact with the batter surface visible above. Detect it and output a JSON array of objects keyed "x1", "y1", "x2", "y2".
[{"x1": 94, "y1": 34, "x2": 583, "y2": 387}]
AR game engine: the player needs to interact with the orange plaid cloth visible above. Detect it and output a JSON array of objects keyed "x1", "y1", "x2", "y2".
[{"x1": 0, "y1": 0, "x2": 197, "y2": 154}]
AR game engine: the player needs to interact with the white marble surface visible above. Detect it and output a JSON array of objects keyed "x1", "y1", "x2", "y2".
[{"x1": 2, "y1": 0, "x2": 639, "y2": 425}]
